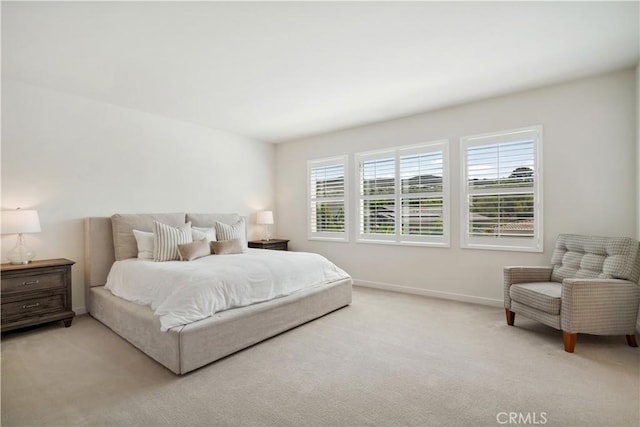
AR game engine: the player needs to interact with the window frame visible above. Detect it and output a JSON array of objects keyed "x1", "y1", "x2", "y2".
[
  {"x1": 460, "y1": 125, "x2": 543, "y2": 252},
  {"x1": 307, "y1": 155, "x2": 349, "y2": 242},
  {"x1": 355, "y1": 140, "x2": 450, "y2": 247}
]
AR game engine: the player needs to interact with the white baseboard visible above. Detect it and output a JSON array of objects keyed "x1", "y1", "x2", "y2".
[
  {"x1": 74, "y1": 306, "x2": 87, "y2": 315},
  {"x1": 353, "y1": 279, "x2": 503, "y2": 308}
]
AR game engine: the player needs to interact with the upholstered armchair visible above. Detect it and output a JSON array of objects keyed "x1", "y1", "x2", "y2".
[{"x1": 504, "y1": 234, "x2": 640, "y2": 352}]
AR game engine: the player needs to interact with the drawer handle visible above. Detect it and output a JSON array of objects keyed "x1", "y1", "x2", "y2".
[
  {"x1": 22, "y1": 280, "x2": 40, "y2": 286},
  {"x1": 22, "y1": 303, "x2": 40, "y2": 309}
]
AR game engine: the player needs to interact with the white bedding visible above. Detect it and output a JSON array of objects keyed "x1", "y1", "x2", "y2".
[{"x1": 105, "y1": 249, "x2": 350, "y2": 331}]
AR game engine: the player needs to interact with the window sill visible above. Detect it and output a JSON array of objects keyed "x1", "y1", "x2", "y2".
[
  {"x1": 461, "y1": 242, "x2": 543, "y2": 253},
  {"x1": 307, "y1": 236, "x2": 349, "y2": 243},
  {"x1": 355, "y1": 238, "x2": 450, "y2": 248}
]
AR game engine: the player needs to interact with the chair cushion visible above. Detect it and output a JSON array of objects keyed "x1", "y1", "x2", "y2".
[
  {"x1": 510, "y1": 282, "x2": 562, "y2": 315},
  {"x1": 550, "y1": 234, "x2": 639, "y2": 283}
]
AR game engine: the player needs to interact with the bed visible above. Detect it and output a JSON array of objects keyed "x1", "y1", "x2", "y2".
[{"x1": 84, "y1": 213, "x2": 352, "y2": 374}]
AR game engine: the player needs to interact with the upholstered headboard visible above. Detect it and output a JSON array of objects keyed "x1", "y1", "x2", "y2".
[
  {"x1": 84, "y1": 213, "x2": 247, "y2": 288},
  {"x1": 84, "y1": 217, "x2": 116, "y2": 288}
]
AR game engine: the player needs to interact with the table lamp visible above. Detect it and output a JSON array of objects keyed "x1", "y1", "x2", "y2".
[
  {"x1": 2, "y1": 209, "x2": 42, "y2": 264},
  {"x1": 256, "y1": 211, "x2": 274, "y2": 241}
]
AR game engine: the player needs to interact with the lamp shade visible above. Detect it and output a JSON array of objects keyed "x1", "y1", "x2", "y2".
[
  {"x1": 256, "y1": 211, "x2": 274, "y2": 225},
  {"x1": 2, "y1": 210, "x2": 42, "y2": 234}
]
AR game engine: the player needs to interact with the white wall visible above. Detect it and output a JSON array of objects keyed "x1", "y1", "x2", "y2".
[
  {"x1": 276, "y1": 68, "x2": 637, "y2": 305},
  {"x1": 1, "y1": 80, "x2": 275, "y2": 312}
]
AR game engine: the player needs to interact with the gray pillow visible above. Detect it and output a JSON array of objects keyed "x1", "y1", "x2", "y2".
[
  {"x1": 111, "y1": 213, "x2": 185, "y2": 260},
  {"x1": 210, "y1": 239, "x2": 243, "y2": 255},
  {"x1": 178, "y1": 238, "x2": 211, "y2": 261}
]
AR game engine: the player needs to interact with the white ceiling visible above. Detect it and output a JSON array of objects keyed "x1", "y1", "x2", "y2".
[{"x1": 2, "y1": 2, "x2": 639, "y2": 143}]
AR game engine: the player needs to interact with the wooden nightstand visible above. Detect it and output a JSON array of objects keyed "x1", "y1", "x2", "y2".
[
  {"x1": 248, "y1": 239, "x2": 289, "y2": 251},
  {"x1": 1, "y1": 258, "x2": 75, "y2": 332}
]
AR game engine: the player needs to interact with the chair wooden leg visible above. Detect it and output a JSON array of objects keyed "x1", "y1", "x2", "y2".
[
  {"x1": 505, "y1": 308, "x2": 515, "y2": 326},
  {"x1": 626, "y1": 334, "x2": 638, "y2": 347},
  {"x1": 563, "y1": 332, "x2": 577, "y2": 353}
]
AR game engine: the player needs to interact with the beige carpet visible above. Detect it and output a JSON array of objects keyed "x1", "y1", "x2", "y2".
[{"x1": 1, "y1": 286, "x2": 638, "y2": 427}]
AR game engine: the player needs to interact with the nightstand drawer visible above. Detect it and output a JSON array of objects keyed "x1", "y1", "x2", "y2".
[
  {"x1": 1, "y1": 293, "x2": 66, "y2": 322},
  {"x1": 260, "y1": 242, "x2": 286, "y2": 250},
  {"x1": 1, "y1": 271, "x2": 66, "y2": 294},
  {"x1": 248, "y1": 239, "x2": 289, "y2": 251}
]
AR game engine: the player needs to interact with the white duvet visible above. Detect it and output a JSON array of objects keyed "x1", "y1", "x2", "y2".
[{"x1": 105, "y1": 249, "x2": 350, "y2": 331}]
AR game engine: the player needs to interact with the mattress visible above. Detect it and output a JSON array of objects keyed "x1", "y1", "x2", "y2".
[{"x1": 105, "y1": 249, "x2": 350, "y2": 331}]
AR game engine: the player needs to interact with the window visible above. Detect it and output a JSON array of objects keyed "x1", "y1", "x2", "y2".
[
  {"x1": 308, "y1": 156, "x2": 348, "y2": 241},
  {"x1": 460, "y1": 126, "x2": 543, "y2": 252},
  {"x1": 356, "y1": 141, "x2": 449, "y2": 246}
]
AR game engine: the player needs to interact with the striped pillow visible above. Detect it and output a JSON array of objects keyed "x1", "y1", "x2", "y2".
[
  {"x1": 152, "y1": 221, "x2": 193, "y2": 262},
  {"x1": 215, "y1": 218, "x2": 247, "y2": 252}
]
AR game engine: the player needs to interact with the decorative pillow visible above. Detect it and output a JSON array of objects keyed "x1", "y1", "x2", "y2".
[
  {"x1": 178, "y1": 238, "x2": 211, "y2": 261},
  {"x1": 132, "y1": 229, "x2": 154, "y2": 260},
  {"x1": 152, "y1": 221, "x2": 193, "y2": 262},
  {"x1": 211, "y1": 238, "x2": 243, "y2": 255},
  {"x1": 215, "y1": 218, "x2": 247, "y2": 252},
  {"x1": 111, "y1": 213, "x2": 186, "y2": 260},
  {"x1": 192, "y1": 226, "x2": 216, "y2": 242}
]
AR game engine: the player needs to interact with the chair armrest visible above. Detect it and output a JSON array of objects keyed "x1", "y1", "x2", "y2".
[
  {"x1": 503, "y1": 266, "x2": 553, "y2": 308},
  {"x1": 504, "y1": 266, "x2": 553, "y2": 285},
  {"x1": 561, "y1": 279, "x2": 640, "y2": 335}
]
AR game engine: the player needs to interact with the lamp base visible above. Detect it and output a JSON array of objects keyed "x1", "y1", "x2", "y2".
[
  {"x1": 7, "y1": 234, "x2": 36, "y2": 265},
  {"x1": 262, "y1": 225, "x2": 271, "y2": 241}
]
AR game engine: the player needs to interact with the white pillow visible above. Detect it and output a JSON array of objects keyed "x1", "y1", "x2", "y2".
[
  {"x1": 214, "y1": 218, "x2": 247, "y2": 252},
  {"x1": 152, "y1": 221, "x2": 193, "y2": 262},
  {"x1": 132, "y1": 229, "x2": 154, "y2": 260},
  {"x1": 192, "y1": 226, "x2": 216, "y2": 242}
]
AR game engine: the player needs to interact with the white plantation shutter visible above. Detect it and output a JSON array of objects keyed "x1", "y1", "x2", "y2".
[
  {"x1": 461, "y1": 126, "x2": 543, "y2": 252},
  {"x1": 400, "y1": 148, "x2": 445, "y2": 238},
  {"x1": 356, "y1": 141, "x2": 449, "y2": 246},
  {"x1": 359, "y1": 153, "x2": 396, "y2": 237},
  {"x1": 308, "y1": 156, "x2": 348, "y2": 241}
]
